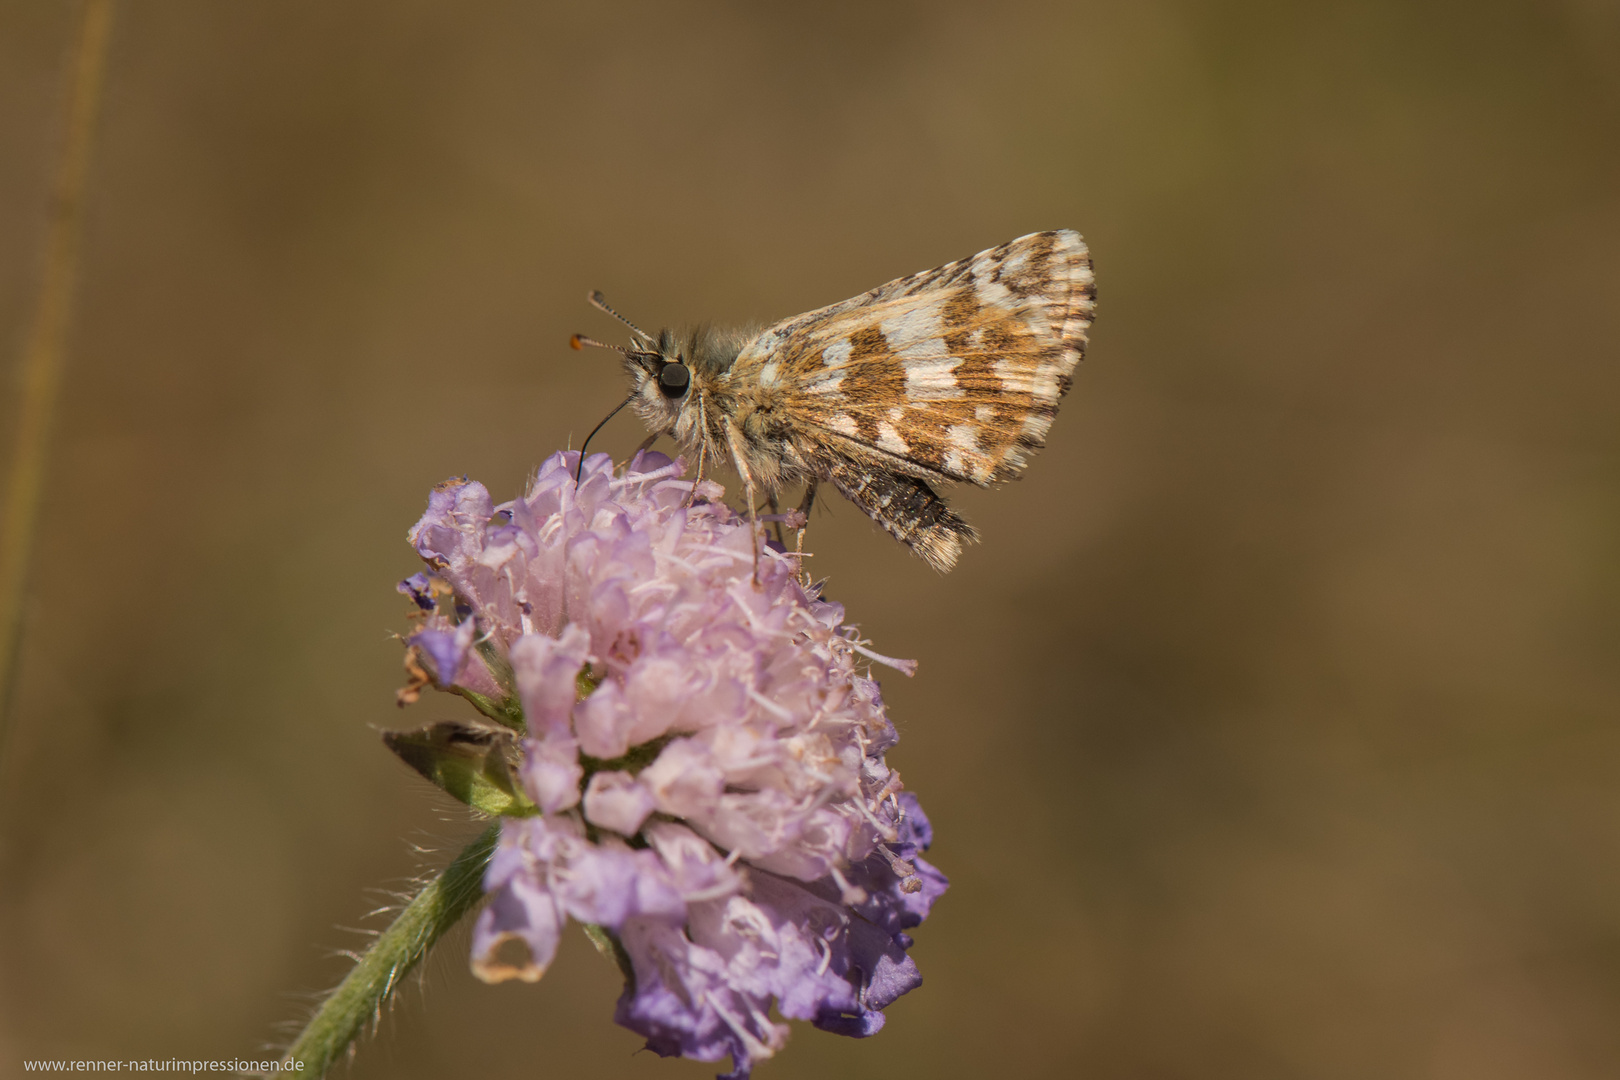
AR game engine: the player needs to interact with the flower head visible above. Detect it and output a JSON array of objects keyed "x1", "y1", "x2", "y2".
[{"x1": 398, "y1": 450, "x2": 945, "y2": 1079}]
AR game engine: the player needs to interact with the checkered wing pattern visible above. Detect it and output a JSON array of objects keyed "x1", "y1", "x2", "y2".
[{"x1": 732, "y1": 230, "x2": 1095, "y2": 488}]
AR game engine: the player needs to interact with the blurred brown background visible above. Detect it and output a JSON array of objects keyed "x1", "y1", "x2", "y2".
[{"x1": 2, "y1": 2, "x2": 1618, "y2": 1077}]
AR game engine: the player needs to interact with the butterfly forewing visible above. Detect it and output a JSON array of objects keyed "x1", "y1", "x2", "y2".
[{"x1": 731, "y1": 230, "x2": 1095, "y2": 487}]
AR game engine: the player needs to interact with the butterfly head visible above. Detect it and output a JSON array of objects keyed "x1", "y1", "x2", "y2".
[
  {"x1": 620, "y1": 328, "x2": 695, "y2": 436},
  {"x1": 619, "y1": 326, "x2": 749, "y2": 436},
  {"x1": 573, "y1": 291, "x2": 699, "y2": 439},
  {"x1": 576, "y1": 289, "x2": 756, "y2": 439}
]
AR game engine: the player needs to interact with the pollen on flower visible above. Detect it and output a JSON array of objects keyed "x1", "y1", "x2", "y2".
[{"x1": 397, "y1": 449, "x2": 947, "y2": 1080}]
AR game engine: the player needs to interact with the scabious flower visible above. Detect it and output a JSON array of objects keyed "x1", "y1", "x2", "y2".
[{"x1": 396, "y1": 449, "x2": 946, "y2": 1079}]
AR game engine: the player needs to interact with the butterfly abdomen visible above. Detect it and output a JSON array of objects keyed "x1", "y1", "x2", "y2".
[{"x1": 825, "y1": 457, "x2": 978, "y2": 573}]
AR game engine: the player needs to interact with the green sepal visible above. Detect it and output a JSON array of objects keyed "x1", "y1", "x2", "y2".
[
  {"x1": 580, "y1": 732, "x2": 674, "y2": 780},
  {"x1": 457, "y1": 629, "x2": 526, "y2": 729},
  {"x1": 383, "y1": 719, "x2": 538, "y2": 817},
  {"x1": 581, "y1": 923, "x2": 635, "y2": 985},
  {"x1": 446, "y1": 634, "x2": 598, "y2": 732},
  {"x1": 577, "y1": 667, "x2": 599, "y2": 700},
  {"x1": 453, "y1": 685, "x2": 525, "y2": 730}
]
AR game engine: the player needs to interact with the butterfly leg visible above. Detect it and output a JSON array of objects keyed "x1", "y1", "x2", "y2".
[
  {"x1": 683, "y1": 448, "x2": 705, "y2": 508},
  {"x1": 684, "y1": 394, "x2": 711, "y2": 508},
  {"x1": 793, "y1": 481, "x2": 817, "y2": 584},
  {"x1": 765, "y1": 494, "x2": 786, "y2": 547},
  {"x1": 723, "y1": 420, "x2": 763, "y2": 583}
]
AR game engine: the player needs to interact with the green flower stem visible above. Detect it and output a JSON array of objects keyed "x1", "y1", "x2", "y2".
[{"x1": 282, "y1": 823, "x2": 499, "y2": 1077}]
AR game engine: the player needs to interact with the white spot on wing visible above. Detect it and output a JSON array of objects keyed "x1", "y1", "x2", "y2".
[
  {"x1": 992, "y1": 358, "x2": 1023, "y2": 392},
  {"x1": 821, "y1": 338, "x2": 853, "y2": 367},
  {"x1": 946, "y1": 424, "x2": 978, "y2": 452},
  {"x1": 759, "y1": 361, "x2": 781, "y2": 388},
  {"x1": 897, "y1": 337, "x2": 950, "y2": 361},
  {"x1": 876, "y1": 422, "x2": 909, "y2": 456},
  {"x1": 971, "y1": 277, "x2": 1015, "y2": 318},
  {"x1": 748, "y1": 329, "x2": 786, "y2": 356},
  {"x1": 903, "y1": 351, "x2": 963, "y2": 400},
  {"x1": 827, "y1": 413, "x2": 859, "y2": 437},
  {"x1": 806, "y1": 371, "x2": 844, "y2": 396},
  {"x1": 1023, "y1": 309, "x2": 1053, "y2": 344},
  {"x1": 880, "y1": 298, "x2": 945, "y2": 349},
  {"x1": 1022, "y1": 412, "x2": 1054, "y2": 440},
  {"x1": 1031, "y1": 367, "x2": 1061, "y2": 405}
]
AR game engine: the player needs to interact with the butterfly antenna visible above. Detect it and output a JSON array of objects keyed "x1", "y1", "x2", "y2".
[
  {"x1": 570, "y1": 333, "x2": 629, "y2": 354},
  {"x1": 575, "y1": 392, "x2": 636, "y2": 485},
  {"x1": 587, "y1": 290, "x2": 655, "y2": 343}
]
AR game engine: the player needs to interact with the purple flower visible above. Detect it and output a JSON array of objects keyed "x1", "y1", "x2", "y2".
[{"x1": 401, "y1": 450, "x2": 946, "y2": 1079}]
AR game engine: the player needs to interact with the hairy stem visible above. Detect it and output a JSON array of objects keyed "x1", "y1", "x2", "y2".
[{"x1": 281, "y1": 823, "x2": 499, "y2": 1077}]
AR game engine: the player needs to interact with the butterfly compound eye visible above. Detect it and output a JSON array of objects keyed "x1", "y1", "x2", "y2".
[{"x1": 658, "y1": 362, "x2": 690, "y2": 399}]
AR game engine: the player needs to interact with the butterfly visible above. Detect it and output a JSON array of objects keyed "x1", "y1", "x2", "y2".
[{"x1": 572, "y1": 230, "x2": 1095, "y2": 572}]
